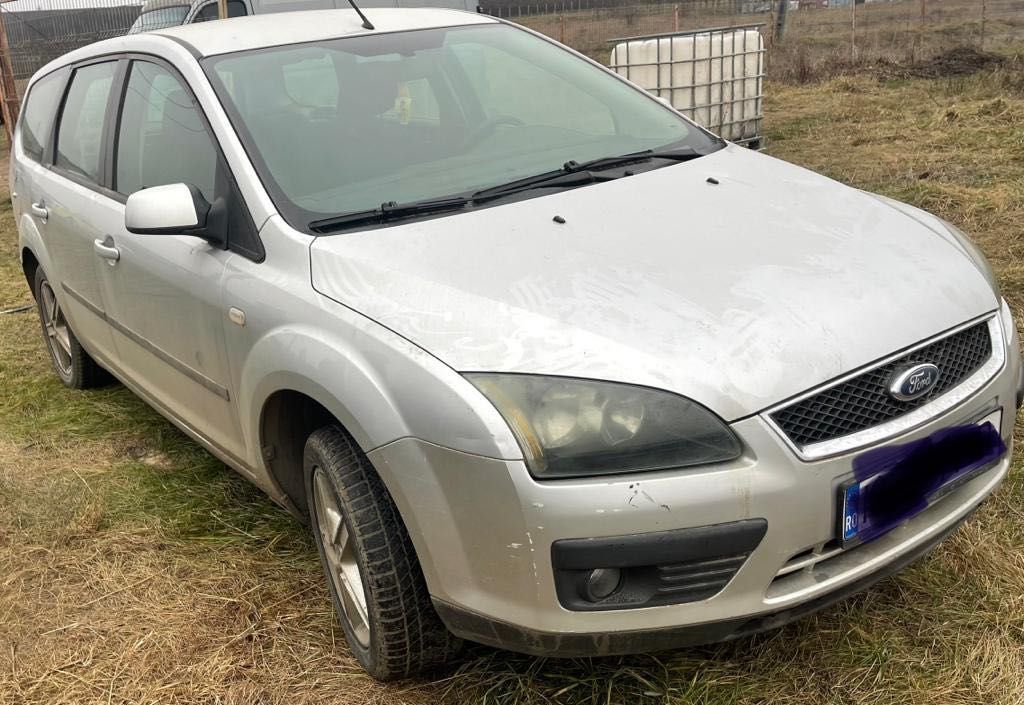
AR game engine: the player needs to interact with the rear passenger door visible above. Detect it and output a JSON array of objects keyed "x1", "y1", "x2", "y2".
[
  {"x1": 11, "y1": 68, "x2": 66, "y2": 226},
  {"x1": 33, "y1": 60, "x2": 122, "y2": 366},
  {"x1": 89, "y1": 57, "x2": 247, "y2": 460}
]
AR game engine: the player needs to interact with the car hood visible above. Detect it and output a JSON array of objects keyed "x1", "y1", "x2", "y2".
[{"x1": 309, "y1": 145, "x2": 997, "y2": 421}]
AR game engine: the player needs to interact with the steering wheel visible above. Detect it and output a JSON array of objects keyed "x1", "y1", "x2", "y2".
[{"x1": 461, "y1": 115, "x2": 525, "y2": 152}]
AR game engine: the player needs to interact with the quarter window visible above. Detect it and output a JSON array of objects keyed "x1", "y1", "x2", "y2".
[
  {"x1": 115, "y1": 61, "x2": 218, "y2": 201},
  {"x1": 19, "y1": 71, "x2": 65, "y2": 163},
  {"x1": 55, "y1": 61, "x2": 117, "y2": 183}
]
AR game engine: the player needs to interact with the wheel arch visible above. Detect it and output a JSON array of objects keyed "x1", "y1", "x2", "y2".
[
  {"x1": 18, "y1": 212, "x2": 49, "y2": 299},
  {"x1": 258, "y1": 387, "x2": 336, "y2": 516},
  {"x1": 250, "y1": 359, "x2": 410, "y2": 517},
  {"x1": 255, "y1": 382, "x2": 454, "y2": 608},
  {"x1": 242, "y1": 319, "x2": 519, "y2": 516},
  {"x1": 21, "y1": 246, "x2": 40, "y2": 298}
]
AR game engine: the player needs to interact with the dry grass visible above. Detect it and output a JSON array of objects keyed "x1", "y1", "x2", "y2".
[
  {"x1": 2, "y1": 67, "x2": 1024, "y2": 703},
  {"x1": 509, "y1": 0, "x2": 1024, "y2": 83}
]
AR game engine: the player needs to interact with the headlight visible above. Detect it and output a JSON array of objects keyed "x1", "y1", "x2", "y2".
[
  {"x1": 1001, "y1": 297, "x2": 1019, "y2": 353},
  {"x1": 940, "y1": 218, "x2": 999, "y2": 294},
  {"x1": 466, "y1": 374, "x2": 742, "y2": 478}
]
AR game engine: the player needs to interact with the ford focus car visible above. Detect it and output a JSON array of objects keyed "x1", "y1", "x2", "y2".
[{"x1": 11, "y1": 8, "x2": 1021, "y2": 680}]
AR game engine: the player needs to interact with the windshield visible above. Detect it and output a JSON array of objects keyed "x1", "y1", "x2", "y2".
[
  {"x1": 128, "y1": 5, "x2": 190, "y2": 33},
  {"x1": 203, "y1": 24, "x2": 722, "y2": 230}
]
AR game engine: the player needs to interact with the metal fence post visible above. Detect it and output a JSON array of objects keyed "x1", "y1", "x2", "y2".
[
  {"x1": 775, "y1": 0, "x2": 789, "y2": 43},
  {"x1": 916, "y1": 0, "x2": 926, "y2": 61},
  {"x1": 851, "y1": 0, "x2": 857, "y2": 60},
  {"x1": 0, "y1": 4, "x2": 20, "y2": 143},
  {"x1": 981, "y1": 0, "x2": 987, "y2": 49}
]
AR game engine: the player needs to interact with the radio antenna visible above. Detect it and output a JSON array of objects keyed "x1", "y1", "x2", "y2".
[{"x1": 345, "y1": 0, "x2": 374, "y2": 30}]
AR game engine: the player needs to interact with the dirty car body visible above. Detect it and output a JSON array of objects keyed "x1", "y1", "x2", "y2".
[{"x1": 12, "y1": 8, "x2": 1021, "y2": 678}]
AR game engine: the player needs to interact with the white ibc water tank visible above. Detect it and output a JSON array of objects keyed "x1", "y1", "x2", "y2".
[{"x1": 609, "y1": 28, "x2": 764, "y2": 146}]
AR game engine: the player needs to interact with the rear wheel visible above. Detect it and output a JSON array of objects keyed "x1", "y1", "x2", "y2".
[
  {"x1": 34, "y1": 268, "x2": 110, "y2": 389},
  {"x1": 304, "y1": 425, "x2": 461, "y2": 680}
]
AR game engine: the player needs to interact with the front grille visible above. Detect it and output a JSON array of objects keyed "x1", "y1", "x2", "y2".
[{"x1": 771, "y1": 321, "x2": 992, "y2": 447}]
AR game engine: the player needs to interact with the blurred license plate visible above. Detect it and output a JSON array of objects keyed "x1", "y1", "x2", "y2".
[{"x1": 839, "y1": 410, "x2": 1004, "y2": 547}]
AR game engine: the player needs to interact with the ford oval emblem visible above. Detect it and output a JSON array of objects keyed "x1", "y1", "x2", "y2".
[{"x1": 888, "y1": 363, "x2": 940, "y2": 402}]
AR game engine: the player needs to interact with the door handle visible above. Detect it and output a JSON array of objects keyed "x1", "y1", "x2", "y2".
[
  {"x1": 30, "y1": 202, "x2": 48, "y2": 221},
  {"x1": 93, "y1": 237, "x2": 120, "y2": 263}
]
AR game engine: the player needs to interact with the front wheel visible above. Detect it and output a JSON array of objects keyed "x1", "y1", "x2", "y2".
[{"x1": 304, "y1": 425, "x2": 461, "y2": 680}]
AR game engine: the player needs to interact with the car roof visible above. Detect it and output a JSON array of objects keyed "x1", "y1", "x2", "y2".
[{"x1": 152, "y1": 8, "x2": 496, "y2": 57}]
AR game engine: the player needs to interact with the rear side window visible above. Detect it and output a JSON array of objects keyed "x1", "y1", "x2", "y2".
[
  {"x1": 193, "y1": 0, "x2": 247, "y2": 22},
  {"x1": 115, "y1": 61, "x2": 218, "y2": 201},
  {"x1": 55, "y1": 61, "x2": 117, "y2": 183},
  {"x1": 19, "y1": 71, "x2": 65, "y2": 163}
]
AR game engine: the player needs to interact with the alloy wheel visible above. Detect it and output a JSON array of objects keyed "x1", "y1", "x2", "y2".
[
  {"x1": 39, "y1": 280, "x2": 73, "y2": 376},
  {"x1": 313, "y1": 467, "x2": 371, "y2": 648}
]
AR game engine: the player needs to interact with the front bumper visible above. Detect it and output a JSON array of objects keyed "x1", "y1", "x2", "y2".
[
  {"x1": 367, "y1": 313, "x2": 1019, "y2": 656},
  {"x1": 430, "y1": 505, "x2": 975, "y2": 657}
]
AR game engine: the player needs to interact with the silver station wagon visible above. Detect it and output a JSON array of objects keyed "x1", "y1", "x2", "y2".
[{"x1": 12, "y1": 7, "x2": 1021, "y2": 680}]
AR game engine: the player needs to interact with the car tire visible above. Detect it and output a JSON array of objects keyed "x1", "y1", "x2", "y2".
[
  {"x1": 34, "y1": 268, "x2": 111, "y2": 389},
  {"x1": 304, "y1": 425, "x2": 462, "y2": 680}
]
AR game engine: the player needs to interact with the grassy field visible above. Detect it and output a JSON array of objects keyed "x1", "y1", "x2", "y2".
[
  {"x1": 509, "y1": 0, "x2": 1024, "y2": 80},
  {"x1": 3, "y1": 67, "x2": 1024, "y2": 703}
]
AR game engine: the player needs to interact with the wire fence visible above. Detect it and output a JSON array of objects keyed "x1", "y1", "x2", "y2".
[
  {"x1": 0, "y1": 0, "x2": 1021, "y2": 118},
  {"x1": 486, "y1": 0, "x2": 1024, "y2": 81},
  {"x1": 1, "y1": 0, "x2": 140, "y2": 97}
]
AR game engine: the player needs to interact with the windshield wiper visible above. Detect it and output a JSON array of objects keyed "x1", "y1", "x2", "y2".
[
  {"x1": 310, "y1": 148, "x2": 703, "y2": 233},
  {"x1": 311, "y1": 173, "x2": 612, "y2": 233},
  {"x1": 472, "y1": 169, "x2": 617, "y2": 203},
  {"x1": 563, "y1": 146, "x2": 702, "y2": 173},
  {"x1": 471, "y1": 147, "x2": 701, "y2": 203},
  {"x1": 310, "y1": 196, "x2": 469, "y2": 233}
]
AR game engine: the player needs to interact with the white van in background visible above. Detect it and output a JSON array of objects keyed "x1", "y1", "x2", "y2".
[{"x1": 127, "y1": 0, "x2": 479, "y2": 33}]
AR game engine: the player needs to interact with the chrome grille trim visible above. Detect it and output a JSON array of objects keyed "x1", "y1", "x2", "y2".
[
  {"x1": 774, "y1": 543, "x2": 844, "y2": 578},
  {"x1": 762, "y1": 314, "x2": 1004, "y2": 461}
]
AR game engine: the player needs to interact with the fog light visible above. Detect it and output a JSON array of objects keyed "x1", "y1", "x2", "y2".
[{"x1": 582, "y1": 568, "x2": 622, "y2": 602}]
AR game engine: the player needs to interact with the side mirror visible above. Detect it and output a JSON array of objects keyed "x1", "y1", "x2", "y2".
[{"x1": 125, "y1": 183, "x2": 212, "y2": 237}]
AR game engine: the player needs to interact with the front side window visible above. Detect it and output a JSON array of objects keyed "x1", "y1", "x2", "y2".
[
  {"x1": 192, "y1": 0, "x2": 247, "y2": 23},
  {"x1": 19, "y1": 71, "x2": 65, "y2": 162},
  {"x1": 205, "y1": 24, "x2": 721, "y2": 230},
  {"x1": 55, "y1": 61, "x2": 117, "y2": 184},
  {"x1": 115, "y1": 61, "x2": 218, "y2": 201}
]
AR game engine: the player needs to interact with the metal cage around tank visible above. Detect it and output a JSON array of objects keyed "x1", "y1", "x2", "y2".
[{"x1": 608, "y1": 24, "x2": 765, "y2": 149}]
